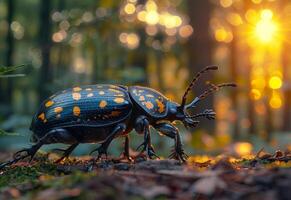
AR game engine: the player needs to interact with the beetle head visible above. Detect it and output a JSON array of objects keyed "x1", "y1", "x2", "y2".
[{"x1": 176, "y1": 65, "x2": 236, "y2": 128}]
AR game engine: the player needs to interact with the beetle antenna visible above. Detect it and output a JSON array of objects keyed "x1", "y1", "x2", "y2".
[
  {"x1": 180, "y1": 65, "x2": 218, "y2": 108},
  {"x1": 185, "y1": 82, "x2": 236, "y2": 110},
  {"x1": 199, "y1": 82, "x2": 236, "y2": 100}
]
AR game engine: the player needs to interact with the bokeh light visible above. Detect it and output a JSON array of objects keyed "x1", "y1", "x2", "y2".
[
  {"x1": 220, "y1": 0, "x2": 233, "y2": 8},
  {"x1": 234, "y1": 142, "x2": 253, "y2": 156},
  {"x1": 254, "y1": 9, "x2": 278, "y2": 43},
  {"x1": 124, "y1": 3, "x2": 136, "y2": 15},
  {"x1": 269, "y1": 76, "x2": 282, "y2": 89},
  {"x1": 269, "y1": 93, "x2": 282, "y2": 109}
]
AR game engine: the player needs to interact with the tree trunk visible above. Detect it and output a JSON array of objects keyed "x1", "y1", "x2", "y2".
[
  {"x1": 243, "y1": 1, "x2": 256, "y2": 137},
  {"x1": 187, "y1": 0, "x2": 213, "y2": 132},
  {"x1": 281, "y1": 0, "x2": 290, "y2": 132},
  {"x1": 282, "y1": 43, "x2": 291, "y2": 131},
  {"x1": 230, "y1": 27, "x2": 239, "y2": 139},
  {"x1": 2, "y1": 0, "x2": 15, "y2": 111},
  {"x1": 38, "y1": 0, "x2": 52, "y2": 102}
]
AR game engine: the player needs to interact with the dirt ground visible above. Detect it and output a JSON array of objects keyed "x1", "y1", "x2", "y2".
[{"x1": 0, "y1": 149, "x2": 290, "y2": 200}]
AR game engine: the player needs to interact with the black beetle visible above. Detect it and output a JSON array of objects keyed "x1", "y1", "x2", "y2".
[{"x1": 0, "y1": 66, "x2": 235, "y2": 168}]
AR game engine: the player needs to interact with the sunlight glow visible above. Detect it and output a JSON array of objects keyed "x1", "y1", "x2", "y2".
[
  {"x1": 269, "y1": 76, "x2": 282, "y2": 89},
  {"x1": 145, "y1": 10, "x2": 159, "y2": 25},
  {"x1": 215, "y1": 28, "x2": 233, "y2": 43},
  {"x1": 159, "y1": 12, "x2": 182, "y2": 28},
  {"x1": 254, "y1": 9, "x2": 278, "y2": 43},
  {"x1": 251, "y1": 77, "x2": 266, "y2": 89},
  {"x1": 269, "y1": 94, "x2": 282, "y2": 109},
  {"x1": 234, "y1": 142, "x2": 253, "y2": 156}
]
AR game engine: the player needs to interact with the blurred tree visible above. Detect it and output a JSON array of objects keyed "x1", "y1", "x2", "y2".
[
  {"x1": 243, "y1": 0, "x2": 255, "y2": 138},
  {"x1": 4, "y1": 0, "x2": 15, "y2": 111},
  {"x1": 187, "y1": 0, "x2": 214, "y2": 132},
  {"x1": 38, "y1": 0, "x2": 52, "y2": 102},
  {"x1": 230, "y1": 25, "x2": 239, "y2": 139},
  {"x1": 281, "y1": 0, "x2": 291, "y2": 132}
]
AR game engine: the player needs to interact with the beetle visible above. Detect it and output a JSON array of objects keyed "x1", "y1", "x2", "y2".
[{"x1": 0, "y1": 66, "x2": 235, "y2": 168}]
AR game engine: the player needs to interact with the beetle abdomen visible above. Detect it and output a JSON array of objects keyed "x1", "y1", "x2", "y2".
[{"x1": 31, "y1": 84, "x2": 132, "y2": 134}]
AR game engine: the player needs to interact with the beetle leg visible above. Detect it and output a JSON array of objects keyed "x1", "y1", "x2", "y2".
[
  {"x1": 0, "y1": 135, "x2": 46, "y2": 169},
  {"x1": 54, "y1": 143, "x2": 79, "y2": 163},
  {"x1": 0, "y1": 128, "x2": 75, "y2": 169},
  {"x1": 122, "y1": 135, "x2": 133, "y2": 162},
  {"x1": 135, "y1": 116, "x2": 159, "y2": 159},
  {"x1": 154, "y1": 122, "x2": 188, "y2": 162},
  {"x1": 116, "y1": 136, "x2": 133, "y2": 162},
  {"x1": 90, "y1": 124, "x2": 126, "y2": 160},
  {"x1": 145, "y1": 130, "x2": 159, "y2": 159}
]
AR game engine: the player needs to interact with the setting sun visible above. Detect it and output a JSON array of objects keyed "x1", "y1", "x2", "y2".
[{"x1": 254, "y1": 9, "x2": 278, "y2": 43}]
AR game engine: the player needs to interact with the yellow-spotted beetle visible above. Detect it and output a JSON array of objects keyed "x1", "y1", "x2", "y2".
[{"x1": 0, "y1": 66, "x2": 235, "y2": 168}]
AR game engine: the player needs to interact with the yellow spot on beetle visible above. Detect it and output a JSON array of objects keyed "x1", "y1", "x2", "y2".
[
  {"x1": 99, "y1": 91, "x2": 105, "y2": 95},
  {"x1": 114, "y1": 93, "x2": 124, "y2": 97},
  {"x1": 45, "y1": 100, "x2": 54, "y2": 107},
  {"x1": 72, "y1": 92, "x2": 81, "y2": 100},
  {"x1": 99, "y1": 100, "x2": 107, "y2": 108},
  {"x1": 156, "y1": 99, "x2": 165, "y2": 113},
  {"x1": 38, "y1": 113, "x2": 45, "y2": 121},
  {"x1": 146, "y1": 94, "x2": 154, "y2": 98},
  {"x1": 73, "y1": 106, "x2": 81, "y2": 116},
  {"x1": 87, "y1": 93, "x2": 94, "y2": 97},
  {"x1": 110, "y1": 111, "x2": 122, "y2": 117},
  {"x1": 43, "y1": 119, "x2": 48, "y2": 123},
  {"x1": 54, "y1": 107, "x2": 63, "y2": 113},
  {"x1": 114, "y1": 98, "x2": 125, "y2": 104},
  {"x1": 85, "y1": 88, "x2": 92, "y2": 91},
  {"x1": 144, "y1": 101, "x2": 154, "y2": 109},
  {"x1": 56, "y1": 114, "x2": 61, "y2": 118},
  {"x1": 139, "y1": 96, "x2": 145, "y2": 101},
  {"x1": 73, "y1": 87, "x2": 82, "y2": 92}
]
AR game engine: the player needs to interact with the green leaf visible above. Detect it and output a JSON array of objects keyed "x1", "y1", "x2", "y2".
[
  {"x1": 0, "y1": 74, "x2": 25, "y2": 78},
  {"x1": 0, "y1": 64, "x2": 26, "y2": 75},
  {"x1": 0, "y1": 129, "x2": 19, "y2": 136}
]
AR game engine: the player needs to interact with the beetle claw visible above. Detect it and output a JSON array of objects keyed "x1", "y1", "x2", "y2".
[
  {"x1": 0, "y1": 148, "x2": 38, "y2": 170},
  {"x1": 116, "y1": 152, "x2": 134, "y2": 162},
  {"x1": 169, "y1": 147, "x2": 188, "y2": 163},
  {"x1": 137, "y1": 140, "x2": 159, "y2": 159},
  {"x1": 90, "y1": 146, "x2": 108, "y2": 161},
  {"x1": 147, "y1": 146, "x2": 159, "y2": 159},
  {"x1": 97, "y1": 153, "x2": 108, "y2": 160},
  {"x1": 13, "y1": 148, "x2": 37, "y2": 161}
]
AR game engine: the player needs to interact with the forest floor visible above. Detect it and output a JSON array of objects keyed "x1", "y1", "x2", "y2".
[{"x1": 0, "y1": 149, "x2": 290, "y2": 200}]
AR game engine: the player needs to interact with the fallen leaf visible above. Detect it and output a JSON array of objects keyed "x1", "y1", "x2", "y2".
[{"x1": 191, "y1": 176, "x2": 226, "y2": 196}]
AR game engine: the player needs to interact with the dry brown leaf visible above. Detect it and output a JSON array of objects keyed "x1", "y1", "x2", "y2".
[
  {"x1": 142, "y1": 186, "x2": 171, "y2": 198},
  {"x1": 191, "y1": 176, "x2": 226, "y2": 196}
]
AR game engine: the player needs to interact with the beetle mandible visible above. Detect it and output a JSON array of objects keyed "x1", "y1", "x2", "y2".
[{"x1": 1, "y1": 66, "x2": 235, "y2": 168}]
